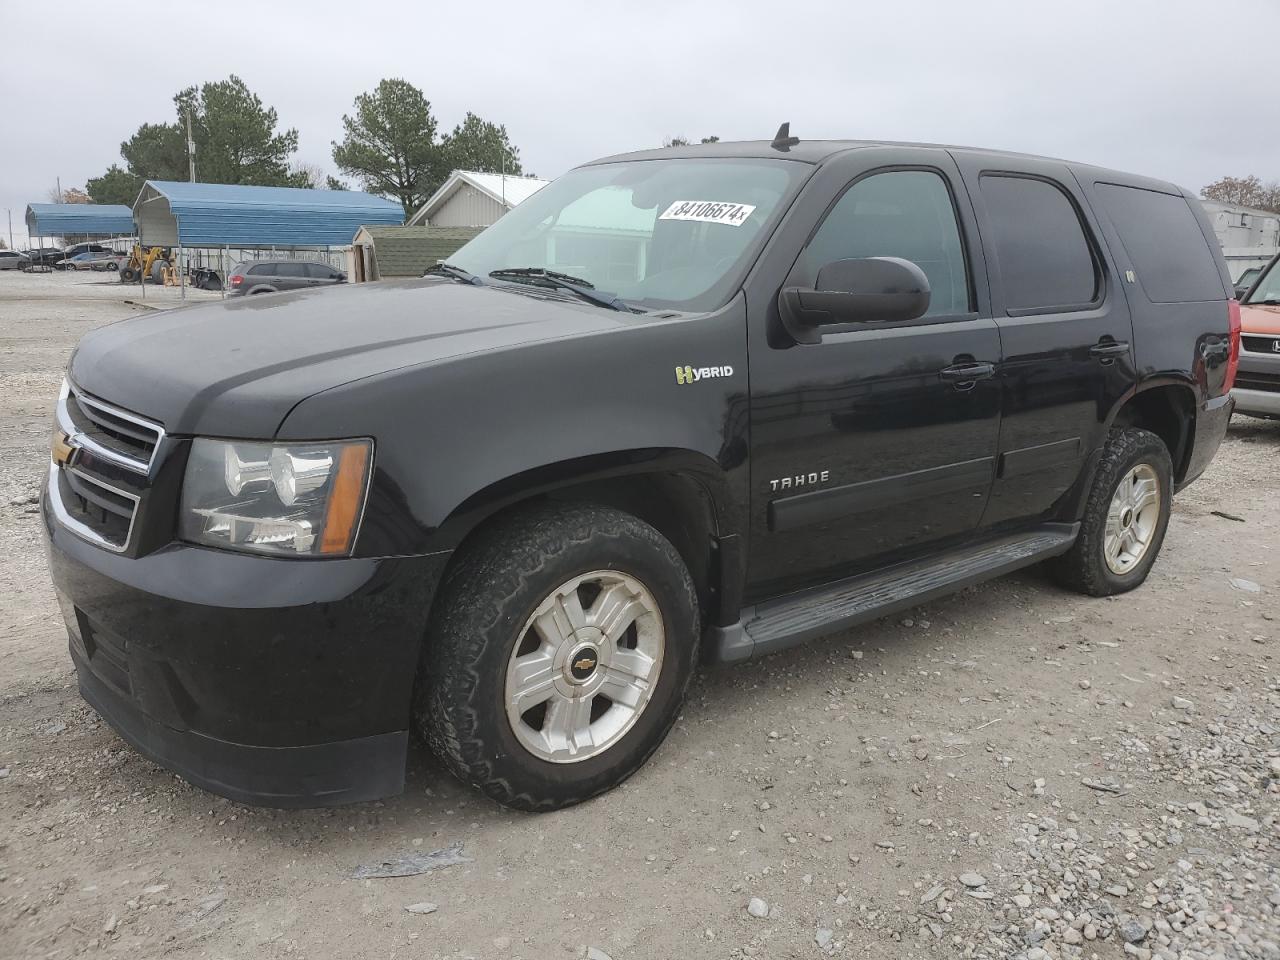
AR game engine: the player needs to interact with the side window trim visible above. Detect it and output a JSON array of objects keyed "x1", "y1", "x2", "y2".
[
  {"x1": 978, "y1": 171, "x2": 1107, "y2": 318},
  {"x1": 789, "y1": 164, "x2": 979, "y2": 327}
]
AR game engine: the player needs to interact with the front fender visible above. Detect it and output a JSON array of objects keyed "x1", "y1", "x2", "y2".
[{"x1": 277, "y1": 296, "x2": 752, "y2": 558}]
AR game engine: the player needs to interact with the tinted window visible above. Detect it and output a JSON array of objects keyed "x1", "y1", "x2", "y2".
[
  {"x1": 1094, "y1": 184, "x2": 1224, "y2": 303},
  {"x1": 305, "y1": 263, "x2": 334, "y2": 279},
  {"x1": 246, "y1": 264, "x2": 267, "y2": 276},
  {"x1": 273, "y1": 262, "x2": 309, "y2": 278},
  {"x1": 1244, "y1": 259, "x2": 1280, "y2": 304},
  {"x1": 980, "y1": 175, "x2": 1097, "y2": 311},
  {"x1": 800, "y1": 170, "x2": 971, "y2": 317}
]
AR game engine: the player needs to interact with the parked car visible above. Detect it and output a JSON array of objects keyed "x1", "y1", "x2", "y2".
[
  {"x1": 227, "y1": 259, "x2": 347, "y2": 296},
  {"x1": 1232, "y1": 266, "x2": 1262, "y2": 299},
  {"x1": 1233, "y1": 251, "x2": 1280, "y2": 419},
  {"x1": 57, "y1": 251, "x2": 120, "y2": 272},
  {"x1": 0, "y1": 250, "x2": 31, "y2": 270},
  {"x1": 22, "y1": 247, "x2": 65, "y2": 269},
  {"x1": 63, "y1": 242, "x2": 114, "y2": 258},
  {"x1": 42, "y1": 134, "x2": 1237, "y2": 812}
]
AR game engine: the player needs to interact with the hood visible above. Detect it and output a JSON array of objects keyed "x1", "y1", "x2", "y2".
[
  {"x1": 1240, "y1": 302, "x2": 1280, "y2": 336},
  {"x1": 70, "y1": 278, "x2": 639, "y2": 438}
]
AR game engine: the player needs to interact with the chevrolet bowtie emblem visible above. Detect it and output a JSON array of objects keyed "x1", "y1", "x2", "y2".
[
  {"x1": 573, "y1": 656, "x2": 596, "y2": 671},
  {"x1": 52, "y1": 431, "x2": 78, "y2": 468}
]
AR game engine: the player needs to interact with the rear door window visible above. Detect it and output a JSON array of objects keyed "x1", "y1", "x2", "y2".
[
  {"x1": 979, "y1": 174, "x2": 1098, "y2": 312},
  {"x1": 274, "y1": 262, "x2": 309, "y2": 278},
  {"x1": 1094, "y1": 184, "x2": 1225, "y2": 303}
]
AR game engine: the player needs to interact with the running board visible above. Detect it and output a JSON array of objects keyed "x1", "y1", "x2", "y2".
[{"x1": 705, "y1": 524, "x2": 1078, "y2": 663}]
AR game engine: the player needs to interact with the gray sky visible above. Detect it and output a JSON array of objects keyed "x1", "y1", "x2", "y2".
[{"x1": 2, "y1": 0, "x2": 1277, "y2": 247}]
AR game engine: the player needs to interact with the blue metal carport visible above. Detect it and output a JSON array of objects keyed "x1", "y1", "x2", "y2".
[
  {"x1": 25, "y1": 203, "x2": 134, "y2": 238},
  {"x1": 134, "y1": 181, "x2": 402, "y2": 248}
]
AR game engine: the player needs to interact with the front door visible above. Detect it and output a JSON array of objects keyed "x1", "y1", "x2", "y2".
[
  {"x1": 949, "y1": 152, "x2": 1135, "y2": 526},
  {"x1": 745, "y1": 150, "x2": 1002, "y2": 601}
]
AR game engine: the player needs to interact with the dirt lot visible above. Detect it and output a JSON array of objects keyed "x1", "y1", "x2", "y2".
[{"x1": 1, "y1": 271, "x2": 1276, "y2": 960}]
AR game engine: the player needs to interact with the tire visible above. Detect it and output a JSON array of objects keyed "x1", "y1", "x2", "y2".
[
  {"x1": 1050, "y1": 427, "x2": 1173, "y2": 597},
  {"x1": 119, "y1": 267, "x2": 138, "y2": 282},
  {"x1": 150, "y1": 259, "x2": 170, "y2": 283},
  {"x1": 417, "y1": 501, "x2": 699, "y2": 811}
]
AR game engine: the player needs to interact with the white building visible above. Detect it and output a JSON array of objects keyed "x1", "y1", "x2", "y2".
[
  {"x1": 407, "y1": 171, "x2": 550, "y2": 228},
  {"x1": 1199, "y1": 199, "x2": 1280, "y2": 282}
]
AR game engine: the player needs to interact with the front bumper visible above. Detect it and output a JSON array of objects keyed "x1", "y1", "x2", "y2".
[
  {"x1": 43, "y1": 500, "x2": 448, "y2": 807},
  {"x1": 1232, "y1": 346, "x2": 1280, "y2": 418},
  {"x1": 1232, "y1": 387, "x2": 1280, "y2": 417}
]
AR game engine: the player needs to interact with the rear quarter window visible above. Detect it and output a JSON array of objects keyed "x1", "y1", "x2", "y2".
[{"x1": 1094, "y1": 184, "x2": 1225, "y2": 303}]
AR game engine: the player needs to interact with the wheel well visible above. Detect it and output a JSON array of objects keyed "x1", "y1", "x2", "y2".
[
  {"x1": 450, "y1": 472, "x2": 721, "y2": 625},
  {"x1": 1112, "y1": 385, "x2": 1195, "y2": 481}
]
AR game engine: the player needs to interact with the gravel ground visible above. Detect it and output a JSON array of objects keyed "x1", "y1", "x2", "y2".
[{"x1": 0, "y1": 272, "x2": 1276, "y2": 960}]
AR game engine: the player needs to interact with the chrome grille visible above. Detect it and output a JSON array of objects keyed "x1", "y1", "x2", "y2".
[
  {"x1": 47, "y1": 461, "x2": 140, "y2": 552},
  {"x1": 1241, "y1": 334, "x2": 1280, "y2": 355},
  {"x1": 49, "y1": 379, "x2": 164, "y2": 553},
  {"x1": 56, "y1": 380, "x2": 164, "y2": 475}
]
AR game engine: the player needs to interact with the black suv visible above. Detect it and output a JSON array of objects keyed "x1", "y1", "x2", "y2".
[
  {"x1": 227, "y1": 259, "x2": 347, "y2": 296},
  {"x1": 43, "y1": 135, "x2": 1238, "y2": 811}
]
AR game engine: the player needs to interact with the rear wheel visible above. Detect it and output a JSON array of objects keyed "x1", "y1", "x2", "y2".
[
  {"x1": 1050, "y1": 427, "x2": 1173, "y2": 596},
  {"x1": 417, "y1": 502, "x2": 699, "y2": 811},
  {"x1": 119, "y1": 266, "x2": 138, "y2": 282}
]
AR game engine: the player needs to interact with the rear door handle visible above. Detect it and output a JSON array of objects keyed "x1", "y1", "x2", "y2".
[
  {"x1": 1089, "y1": 339, "x2": 1130, "y2": 359},
  {"x1": 939, "y1": 361, "x2": 996, "y2": 386}
]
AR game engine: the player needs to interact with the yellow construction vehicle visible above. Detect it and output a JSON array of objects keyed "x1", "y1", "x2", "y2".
[{"x1": 117, "y1": 245, "x2": 172, "y2": 284}]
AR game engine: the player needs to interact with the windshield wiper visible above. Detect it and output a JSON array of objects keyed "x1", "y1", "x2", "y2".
[
  {"x1": 488, "y1": 267, "x2": 631, "y2": 312},
  {"x1": 424, "y1": 262, "x2": 482, "y2": 284}
]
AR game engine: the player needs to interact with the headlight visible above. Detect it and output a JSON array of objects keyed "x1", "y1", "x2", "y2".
[{"x1": 180, "y1": 438, "x2": 372, "y2": 557}]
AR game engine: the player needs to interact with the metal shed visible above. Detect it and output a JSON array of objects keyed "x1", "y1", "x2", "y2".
[
  {"x1": 349, "y1": 225, "x2": 483, "y2": 281},
  {"x1": 134, "y1": 181, "x2": 402, "y2": 248},
  {"x1": 25, "y1": 203, "x2": 134, "y2": 238}
]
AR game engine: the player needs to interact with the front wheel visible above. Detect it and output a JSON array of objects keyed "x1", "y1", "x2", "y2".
[
  {"x1": 417, "y1": 502, "x2": 699, "y2": 811},
  {"x1": 1050, "y1": 427, "x2": 1173, "y2": 596}
]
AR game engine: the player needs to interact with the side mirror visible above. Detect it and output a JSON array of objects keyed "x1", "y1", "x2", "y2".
[
  {"x1": 1233, "y1": 284, "x2": 1250, "y2": 300},
  {"x1": 779, "y1": 257, "x2": 931, "y2": 344}
]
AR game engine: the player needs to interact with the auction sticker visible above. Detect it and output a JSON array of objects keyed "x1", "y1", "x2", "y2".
[{"x1": 658, "y1": 200, "x2": 756, "y2": 226}]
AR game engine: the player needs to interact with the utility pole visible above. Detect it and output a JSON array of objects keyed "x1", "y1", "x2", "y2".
[
  {"x1": 187, "y1": 108, "x2": 196, "y2": 182},
  {"x1": 56, "y1": 176, "x2": 62, "y2": 203},
  {"x1": 7, "y1": 209, "x2": 13, "y2": 251}
]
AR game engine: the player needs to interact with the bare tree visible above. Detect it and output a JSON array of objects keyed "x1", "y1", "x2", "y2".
[
  {"x1": 1201, "y1": 175, "x2": 1280, "y2": 213},
  {"x1": 46, "y1": 185, "x2": 91, "y2": 204},
  {"x1": 290, "y1": 161, "x2": 330, "y2": 190},
  {"x1": 662, "y1": 135, "x2": 720, "y2": 147}
]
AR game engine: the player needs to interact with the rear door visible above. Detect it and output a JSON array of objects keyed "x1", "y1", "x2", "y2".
[
  {"x1": 951, "y1": 152, "x2": 1135, "y2": 526},
  {"x1": 746, "y1": 147, "x2": 1003, "y2": 600},
  {"x1": 272, "y1": 262, "x2": 310, "y2": 290}
]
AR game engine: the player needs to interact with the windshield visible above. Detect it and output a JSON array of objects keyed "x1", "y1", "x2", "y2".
[
  {"x1": 1244, "y1": 257, "x2": 1280, "y2": 303},
  {"x1": 446, "y1": 158, "x2": 808, "y2": 312}
]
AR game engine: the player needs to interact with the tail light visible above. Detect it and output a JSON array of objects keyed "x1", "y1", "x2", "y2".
[
  {"x1": 230, "y1": 274, "x2": 244, "y2": 287},
  {"x1": 1224, "y1": 299, "x2": 1242, "y2": 393}
]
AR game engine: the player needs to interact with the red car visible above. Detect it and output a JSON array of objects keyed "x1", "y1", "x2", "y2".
[{"x1": 1235, "y1": 254, "x2": 1280, "y2": 419}]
